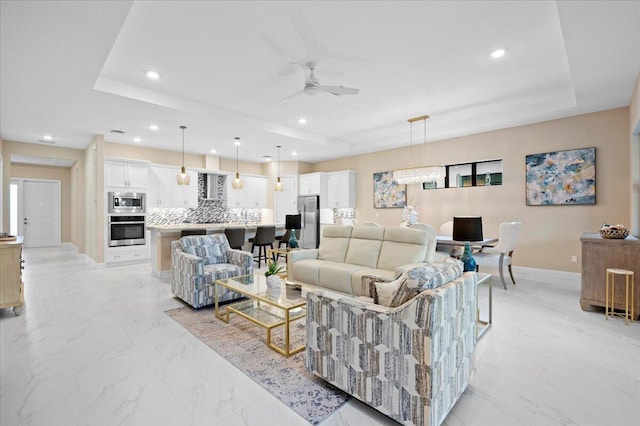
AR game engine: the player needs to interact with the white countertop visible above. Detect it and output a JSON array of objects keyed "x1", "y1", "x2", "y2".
[{"x1": 147, "y1": 223, "x2": 284, "y2": 233}]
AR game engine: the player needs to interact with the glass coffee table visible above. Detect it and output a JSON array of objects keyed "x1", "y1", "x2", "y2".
[{"x1": 214, "y1": 274, "x2": 307, "y2": 357}]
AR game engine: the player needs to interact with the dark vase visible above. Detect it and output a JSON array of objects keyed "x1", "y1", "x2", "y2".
[{"x1": 460, "y1": 242, "x2": 477, "y2": 272}]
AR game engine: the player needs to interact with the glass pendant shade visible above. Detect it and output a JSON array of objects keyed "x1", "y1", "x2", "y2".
[
  {"x1": 392, "y1": 114, "x2": 445, "y2": 185},
  {"x1": 274, "y1": 176, "x2": 284, "y2": 192},
  {"x1": 232, "y1": 172, "x2": 244, "y2": 189},
  {"x1": 232, "y1": 137, "x2": 243, "y2": 190},
  {"x1": 177, "y1": 166, "x2": 191, "y2": 185},
  {"x1": 176, "y1": 125, "x2": 190, "y2": 186},
  {"x1": 274, "y1": 145, "x2": 284, "y2": 191}
]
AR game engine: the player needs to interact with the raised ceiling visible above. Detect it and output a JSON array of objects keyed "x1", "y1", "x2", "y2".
[{"x1": 1, "y1": 1, "x2": 639, "y2": 165}]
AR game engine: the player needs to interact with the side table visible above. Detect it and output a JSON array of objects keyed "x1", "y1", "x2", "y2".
[{"x1": 476, "y1": 272, "x2": 492, "y2": 339}]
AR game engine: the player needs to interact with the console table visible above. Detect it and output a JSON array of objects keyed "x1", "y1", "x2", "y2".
[{"x1": 580, "y1": 232, "x2": 640, "y2": 320}]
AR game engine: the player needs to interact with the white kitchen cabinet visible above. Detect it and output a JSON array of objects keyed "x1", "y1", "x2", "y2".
[
  {"x1": 105, "y1": 245, "x2": 148, "y2": 263},
  {"x1": 105, "y1": 160, "x2": 148, "y2": 189},
  {"x1": 148, "y1": 166, "x2": 175, "y2": 207},
  {"x1": 274, "y1": 176, "x2": 298, "y2": 224},
  {"x1": 326, "y1": 170, "x2": 356, "y2": 208},
  {"x1": 298, "y1": 172, "x2": 327, "y2": 208},
  {"x1": 148, "y1": 166, "x2": 198, "y2": 208},
  {"x1": 225, "y1": 175, "x2": 267, "y2": 208},
  {"x1": 173, "y1": 170, "x2": 199, "y2": 208}
]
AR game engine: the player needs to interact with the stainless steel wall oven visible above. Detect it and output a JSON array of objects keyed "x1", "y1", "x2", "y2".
[{"x1": 108, "y1": 215, "x2": 146, "y2": 247}]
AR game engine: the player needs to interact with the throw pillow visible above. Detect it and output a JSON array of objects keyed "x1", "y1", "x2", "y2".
[
  {"x1": 388, "y1": 275, "x2": 422, "y2": 307},
  {"x1": 369, "y1": 273, "x2": 407, "y2": 307}
]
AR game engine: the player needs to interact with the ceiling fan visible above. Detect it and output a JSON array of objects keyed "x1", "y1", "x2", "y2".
[{"x1": 281, "y1": 61, "x2": 359, "y2": 103}]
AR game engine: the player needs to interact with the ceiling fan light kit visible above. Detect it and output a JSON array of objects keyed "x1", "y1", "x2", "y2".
[
  {"x1": 393, "y1": 114, "x2": 446, "y2": 185},
  {"x1": 176, "y1": 125, "x2": 191, "y2": 186}
]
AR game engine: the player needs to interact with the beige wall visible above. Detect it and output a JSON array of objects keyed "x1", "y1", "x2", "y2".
[
  {"x1": 105, "y1": 142, "x2": 204, "y2": 169},
  {"x1": 10, "y1": 164, "x2": 72, "y2": 242},
  {"x1": 313, "y1": 108, "x2": 630, "y2": 273},
  {"x1": 1, "y1": 141, "x2": 84, "y2": 233},
  {"x1": 629, "y1": 72, "x2": 640, "y2": 236}
]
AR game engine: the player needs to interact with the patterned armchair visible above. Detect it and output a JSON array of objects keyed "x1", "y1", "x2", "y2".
[
  {"x1": 171, "y1": 234, "x2": 253, "y2": 308},
  {"x1": 306, "y1": 264, "x2": 477, "y2": 426}
]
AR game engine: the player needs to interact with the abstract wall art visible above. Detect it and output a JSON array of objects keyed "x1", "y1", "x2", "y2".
[
  {"x1": 525, "y1": 147, "x2": 596, "y2": 205},
  {"x1": 373, "y1": 171, "x2": 406, "y2": 208}
]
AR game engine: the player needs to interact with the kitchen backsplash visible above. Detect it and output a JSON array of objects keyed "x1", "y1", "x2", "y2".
[
  {"x1": 334, "y1": 208, "x2": 355, "y2": 222},
  {"x1": 146, "y1": 174, "x2": 262, "y2": 225}
]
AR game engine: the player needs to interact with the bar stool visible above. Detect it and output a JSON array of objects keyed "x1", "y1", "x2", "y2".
[
  {"x1": 248, "y1": 226, "x2": 275, "y2": 268},
  {"x1": 605, "y1": 268, "x2": 635, "y2": 325},
  {"x1": 224, "y1": 227, "x2": 246, "y2": 250}
]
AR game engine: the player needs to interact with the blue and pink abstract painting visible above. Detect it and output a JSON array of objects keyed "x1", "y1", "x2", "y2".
[
  {"x1": 526, "y1": 147, "x2": 596, "y2": 205},
  {"x1": 373, "y1": 171, "x2": 406, "y2": 208}
]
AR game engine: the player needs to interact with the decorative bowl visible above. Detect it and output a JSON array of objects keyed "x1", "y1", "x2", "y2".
[{"x1": 600, "y1": 227, "x2": 629, "y2": 239}]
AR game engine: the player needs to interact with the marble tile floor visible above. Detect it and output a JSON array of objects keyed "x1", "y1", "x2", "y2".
[{"x1": 1, "y1": 245, "x2": 639, "y2": 426}]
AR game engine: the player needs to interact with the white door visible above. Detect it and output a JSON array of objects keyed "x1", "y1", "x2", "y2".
[{"x1": 23, "y1": 181, "x2": 61, "y2": 248}]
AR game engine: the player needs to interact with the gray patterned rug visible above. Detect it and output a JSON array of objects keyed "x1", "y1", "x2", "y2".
[{"x1": 165, "y1": 305, "x2": 349, "y2": 424}]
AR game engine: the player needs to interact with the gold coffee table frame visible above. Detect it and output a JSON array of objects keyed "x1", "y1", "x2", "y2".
[{"x1": 214, "y1": 274, "x2": 307, "y2": 357}]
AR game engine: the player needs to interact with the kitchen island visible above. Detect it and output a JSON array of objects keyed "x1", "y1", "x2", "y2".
[{"x1": 147, "y1": 223, "x2": 284, "y2": 277}]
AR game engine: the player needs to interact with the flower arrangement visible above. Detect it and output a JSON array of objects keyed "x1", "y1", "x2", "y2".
[{"x1": 401, "y1": 205, "x2": 418, "y2": 226}]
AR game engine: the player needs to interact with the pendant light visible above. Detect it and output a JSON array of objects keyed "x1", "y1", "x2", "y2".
[
  {"x1": 392, "y1": 114, "x2": 445, "y2": 185},
  {"x1": 176, "y1": 125, "x2": 191, "y2": 185},
  {"x1": 232, "y1": 137, "x2": 243, "y2": 189},
  {"x1": 274, "y1": 145, "x2": 284, "y2": 192}
]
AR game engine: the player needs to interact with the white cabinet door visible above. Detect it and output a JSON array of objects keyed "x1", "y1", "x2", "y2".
[
  {"x1": 274, "y1": 176, "x2": 298, "y2": 224},
  {"x1": 173, "y1": 170, "x2": 199, "y2": 208},
  {"x1": 105, "y1": 161, "x2": 148, "y2": 189},
  {"x1": 252, "y1": 176, "x2": 267, "y2": 208},
  {"x1": 148, "y1": 166, "x2": 175, "y2": 207},
  {"x1": 326, "y1": 171, "x2": 356, "y2": 208},
  {"x1": 298, "y1": 172, "x2": 327, "y2": 207},
  {"x1": 105, "y1": 161, "x2": 128, "y2": 188},
  {"x1": 127, "y1": 163, "x2": 148, "y2": 188},
  {"x1": 224, "y1": 175, "x2": 265, "y2": 208}
]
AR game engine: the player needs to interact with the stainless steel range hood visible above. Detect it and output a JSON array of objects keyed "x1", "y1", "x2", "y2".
[{"x1": 203, "y1": 173, "x2": 226, "y2": 200}]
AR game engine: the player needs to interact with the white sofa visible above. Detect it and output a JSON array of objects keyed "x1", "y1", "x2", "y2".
[{"x1": 287, "y1": 225, "x2": 437, "y2": 296}]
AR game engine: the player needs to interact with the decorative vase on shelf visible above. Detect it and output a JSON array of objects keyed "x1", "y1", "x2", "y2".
[{"x1": 460, "y1": 242, "x2": 477, "y2": 272}]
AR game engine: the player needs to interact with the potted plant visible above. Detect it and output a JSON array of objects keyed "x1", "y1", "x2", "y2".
[{"x1": 264, "y1": 261, "x2": 284, "y2": 287}]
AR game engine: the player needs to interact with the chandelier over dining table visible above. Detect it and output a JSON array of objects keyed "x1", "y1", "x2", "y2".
[{"x1": 392, "y1": 114, "x2": 446, "y2": 185}]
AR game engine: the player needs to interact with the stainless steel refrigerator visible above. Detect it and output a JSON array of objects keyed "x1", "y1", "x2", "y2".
[{"x1": 297, "y1": 195, "x2": 320, "y2": 249}]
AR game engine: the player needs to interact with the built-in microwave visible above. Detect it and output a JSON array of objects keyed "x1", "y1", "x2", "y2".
[{"x1": 108, "y1": 192, "x2": 146, "y2": 214}]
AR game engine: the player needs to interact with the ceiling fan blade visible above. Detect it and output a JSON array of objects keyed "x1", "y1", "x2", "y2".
[
  {"x1": 319, "y1": 85, "x2": 360, "y2": 96},
  {"x1": 281, "y1": 89, "x2": 305, "y2": 103}
]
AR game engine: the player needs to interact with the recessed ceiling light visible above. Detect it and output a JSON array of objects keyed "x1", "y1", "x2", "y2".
[
  {"x1": 133, "y1": 137, "x2": 142, "y2": 142},
  {"x1": 298, "y1": 118, "x2": 307, "y2": 124},
  {"x1": 43, "y1": 135, "x2": 53, "y2": 140},
  {"x1": 210, "y1": 149, "x2": 217, "y2": 154},
  {"x1": 490, "y1": 48, "x2": 506, "y2": 59},
  {"x1": 149, "y1": 124, "x2": 159, "y2": 131},
  {"x1": 263, "y1": 155, "x2": 272, "y2": 162},
  {"x1": 291, "y1": 151, "x2": 298, "y2": 157},
  {"x1": 146, "y1": 70, "x2": 160, "y2": 79}
]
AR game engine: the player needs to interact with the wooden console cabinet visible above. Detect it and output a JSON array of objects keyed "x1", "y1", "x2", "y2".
[
  {"x1": 0, "y1": 236, "x2": 24, "y2": 315},
  {"x1": 580, "y1": 232, "x2": 639, "y2": 319}
]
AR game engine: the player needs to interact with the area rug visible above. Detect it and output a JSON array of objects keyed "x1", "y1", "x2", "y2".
[{"x1": 165, "y1": 305, "x2": 349, "y2": 424}]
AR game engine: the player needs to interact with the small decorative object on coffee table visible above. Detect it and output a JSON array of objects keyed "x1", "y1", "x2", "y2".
[
  {"x1": 460, "y1": 242, "x2": 477, "y2": 272},
  {"x1": 600, "y1": 223, "x2": 629, "y2": 239},
  {"x1": 265, "y1": 261, "x2": 284, "y2": 287}
]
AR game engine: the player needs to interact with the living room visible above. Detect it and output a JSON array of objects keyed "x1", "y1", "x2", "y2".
[{"x1": 1, "y1": 1, "x2": 640, "y2": 425}]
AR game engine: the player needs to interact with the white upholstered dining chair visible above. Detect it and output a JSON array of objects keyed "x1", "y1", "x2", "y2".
[{"x1": 475, "y1": 221, "x2": 522, "y2": 289}]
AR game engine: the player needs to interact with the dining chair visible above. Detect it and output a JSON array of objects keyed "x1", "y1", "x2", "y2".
[
  {"x1": 474, "y1": 221, "x2": 522, "y2": 289},
  {"x1": 439, "y1": 221, "x2": 453, "y2": 236}
]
